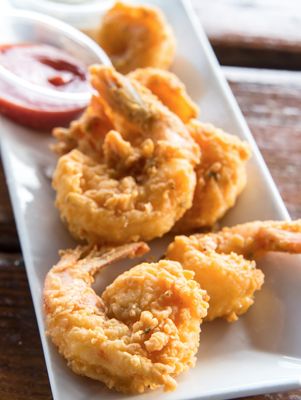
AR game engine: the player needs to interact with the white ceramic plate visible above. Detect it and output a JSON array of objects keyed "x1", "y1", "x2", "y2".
[{"x1": 1, "y1": 1, "x2": 301, "y2": 399}]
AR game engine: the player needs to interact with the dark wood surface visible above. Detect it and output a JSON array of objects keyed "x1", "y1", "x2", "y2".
[
  {"x1": 1, "y1": 1, "x2": 301, "y2": 400},
  {"x1": 196, "y1": 0, "x2": 301, "y2": 70}
]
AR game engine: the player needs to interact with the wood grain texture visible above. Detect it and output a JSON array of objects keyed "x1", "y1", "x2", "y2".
[
  {"x1": 245, "y1": 392, "x2": 301, "y2": 400},
  {"x1": 0, "y1": 66, "x2": 300, "y2": 399},
  {"x1": 0, "y1": 165, "x2": 19, "y2": 252},
  {"x1": 194, "y1": 0, "x2": 301, "y2": 69},
  {"x1": 0, "y1": 255, "x2": 51, "y2": 400},
  {"x1": 226, "y1": 67, "x2": 301, "y2": 219}
]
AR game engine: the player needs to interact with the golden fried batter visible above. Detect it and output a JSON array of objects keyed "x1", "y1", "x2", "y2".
[
  {"x1": 52, "y1": 67, "x2": 199, "y2": 156},
  {"x1": 95, "y1": 2, "x2": 176, "y2": 73},
  {"x1": 52, "y1": 96, "x2": 113, "y2": 156},
  {"x1": 123, "y1": 73, "x2": 250, "y2": 231},
  {"x1": 53, "y1": 66, "x2": 200, "y2": 244},
  {"x1": 44, "y1": 243, "x2": 208, "y2": 393},
  {"x1": 166, "y1": 220, "x2": 301, "y2": 322},
  {"x1": 129, "y1": 67, "x2": 199, "y2": 123},
  {"x1": 175, "y1": 120, "x2": 251, "y2": 232}
]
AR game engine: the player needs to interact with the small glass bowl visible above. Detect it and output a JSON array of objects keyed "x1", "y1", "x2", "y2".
[{"x1": 0, "y1": 10, "x2": 111, "y2": 109}]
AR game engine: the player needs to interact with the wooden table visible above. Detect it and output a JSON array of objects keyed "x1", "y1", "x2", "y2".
[{"x1": 1, "y1": 1, "x2": 301, "y2": 399}]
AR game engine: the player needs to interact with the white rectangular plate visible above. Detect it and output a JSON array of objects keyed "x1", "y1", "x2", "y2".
[{"x1": 1, "y1": 1, "x2": 301, "y2": 399}]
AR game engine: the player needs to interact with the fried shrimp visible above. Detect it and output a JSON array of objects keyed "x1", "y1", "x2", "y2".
[
  {"x1": 174, "y1": 120, "x2": 251, "y2": 232},
  {"x1": 166, "y1": 220, "x2": 301, "y2": 322},
  {"x1": 95, "y1": 2, "x2": 176, "y2": 73},
  {"x1": 44, "y1": 243, "x2": 209, "y2": 393},
  {"x1": 52, "y1": 96, "x2": 113, "y2": 156},
  {"x1": 53, "y1": 67, "x2": 199, "y2": 156},
  {"x1": 129, "y1": 67, "x2": 199, "y2": 123},
  {"x1": 53, "y1": 66, "x2": 200, "y2": 244}
]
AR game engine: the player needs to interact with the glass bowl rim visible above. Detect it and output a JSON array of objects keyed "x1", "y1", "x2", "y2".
[{"x1": 0, "y1": 9, "x2": 112, "y2": 104}]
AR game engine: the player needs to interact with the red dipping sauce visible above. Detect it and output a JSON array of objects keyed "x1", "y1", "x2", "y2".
[{"x1": 0, "y1": 44, "x2": 91, "y2": 130}]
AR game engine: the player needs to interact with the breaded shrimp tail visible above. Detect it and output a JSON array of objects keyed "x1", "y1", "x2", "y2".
[{"x1": 128, "y1": 67, "x2": 199, "y2": 123}]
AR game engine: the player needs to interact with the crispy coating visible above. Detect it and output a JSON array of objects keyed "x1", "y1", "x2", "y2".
[
  {"x1": 52, "y1": 68, "x2": 250, "y2": 235},
  {"x1": 52, "y1": 96, "x2": 113, "y2": 157},
  {"x1": 129, "y1": 67, "x2": 199, "y2": 123},
  {"x1": 53, "y1": 66, "x2": 200, "y2": 244},
  {"x1": 52, "y1": 67, "x2": 199, "y2": 156},
  {"x1": 44, "y1": 243, "x2": 209, "y2": 393},
  {"x1": 175, "y1": 120, "x2": 251, "y2": 232},
  {"x1": 127, "y1": 71, "x2": 250, "y2": 231},
  {"x1": 166, "y1": 235, "x2": 263, "y2": 323},
  {"x1": 121, "y1": 72, "x2": 250, "y2": 231},
  {"x1": 166, "y1": 220, "x2": 301, "y2": 322},
  {"x1": 95, "y1": 2, "x2": 176, "y2": 73}
]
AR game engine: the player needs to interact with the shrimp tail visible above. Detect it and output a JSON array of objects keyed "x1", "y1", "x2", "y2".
[
  {"x1": 82, "y1": 242, "x2": 149, "y2": 275},
  {"x1": 201, "y1": 220, "x2": 301, "y2": 257},
  {"x1": 257, "y1": 222, "x2": 301, "y2": 254},
  {"x1": 90, "y1": 65, "x2": 152, "y2": 130},
  {"x1": 57, "y1": 242, "x2": 149, "y2": 276}
]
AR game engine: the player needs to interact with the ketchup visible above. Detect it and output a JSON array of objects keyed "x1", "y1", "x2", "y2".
[{"x1": 0, "y1": 44, "x2": 91, "y2": 130}]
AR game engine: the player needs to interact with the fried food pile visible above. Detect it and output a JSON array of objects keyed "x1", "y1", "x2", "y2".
[
  {"x1": 53, "y1": 66, "x2": 199, "y2": 243},
  {"x1": 45, "y1": 218, "x2": 301, "y2": 393},
  {"x1": 44, "y1": 1, "x2": 301, "y2": 395},
  {"x1": 53, "y1": 65, "x2": 250, "y2": 242}
]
